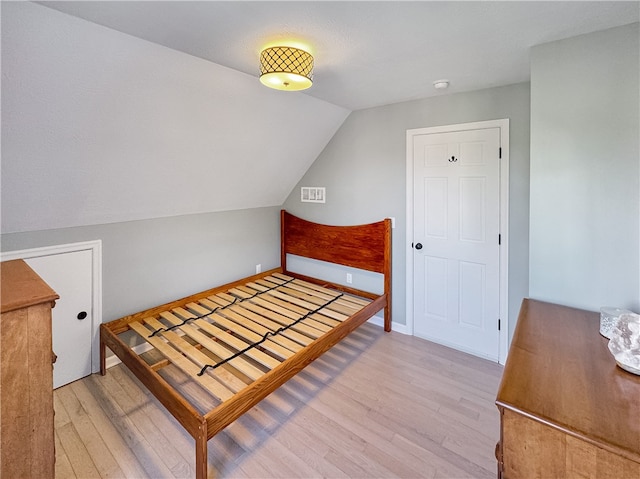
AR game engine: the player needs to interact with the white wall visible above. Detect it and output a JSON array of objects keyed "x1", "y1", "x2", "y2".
[
  {"x1": 283, "y1": 82, "x2": 531, "y2": 338},
  {"x1": 1, "y1": 2, "x2": 348, "y2": 234},
  {"x1": 529, "y1": 23, "x2": 639, "y2": 312}
]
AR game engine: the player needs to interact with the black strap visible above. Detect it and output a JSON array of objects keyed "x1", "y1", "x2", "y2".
[
  {"x1": 148, "y1": 276, "x2": 295, "y2": 337},
  {"x1": 197, "y1": 292, "x2": 344, "y2": 376}
]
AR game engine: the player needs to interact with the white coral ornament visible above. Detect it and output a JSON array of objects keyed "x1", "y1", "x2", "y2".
[{"x1": 608, "y1": 313, "x2": 640, "y2": 375}]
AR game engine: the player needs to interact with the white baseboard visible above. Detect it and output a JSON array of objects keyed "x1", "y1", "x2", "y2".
[{"x1": 367, "y1": 315, "x2": 410, "y2": 335}]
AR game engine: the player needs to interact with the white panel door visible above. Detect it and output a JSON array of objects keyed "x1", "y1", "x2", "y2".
[
  {"x1": 413, "y1": 127, "x2": 500, "y2": 360},
  {"x1": 25, "y1": 250, "x2": 93, "y2": 388}
]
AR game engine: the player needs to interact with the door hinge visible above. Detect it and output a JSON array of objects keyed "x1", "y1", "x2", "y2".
[
  {"x1": 499, "y1": 147, "x2": 502, "y2": 159},
  {"x1": 498, "y1": 319, "x2": 501, "y2": 331},
  {"x1": 498, "y1": 234, "x2": 501, "y2": 245}
]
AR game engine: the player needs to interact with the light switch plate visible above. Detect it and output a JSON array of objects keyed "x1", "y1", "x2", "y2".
[{"x1": 301, "y1": 187, "x2": 326, "y2": 203}]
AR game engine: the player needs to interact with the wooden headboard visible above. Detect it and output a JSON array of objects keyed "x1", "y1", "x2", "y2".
[{"x1": 280, "y1": 210, "x2": 392, "y2": 331}]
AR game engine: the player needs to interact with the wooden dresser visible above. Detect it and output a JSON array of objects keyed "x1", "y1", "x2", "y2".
[
  {"x1": 1, "y1": 259, "x2": 59, "y2": 479},
  {"x1": 496, "y1": 299, "x2": 640, "y2": 478}
]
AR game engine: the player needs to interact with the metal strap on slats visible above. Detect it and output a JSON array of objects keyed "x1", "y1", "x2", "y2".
[
  {"x1": 148, "y1": 276, "x2": 295, "y2": 337},
  {"x1": 196, "y1": 292, "x2": 344, "y2": 377}
]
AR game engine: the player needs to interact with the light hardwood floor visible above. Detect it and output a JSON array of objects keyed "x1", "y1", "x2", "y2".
[{"x1": 54, "y1": 323, "x2": 503, "y2": 478}]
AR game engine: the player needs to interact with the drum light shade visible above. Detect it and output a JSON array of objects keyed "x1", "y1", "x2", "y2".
[{"x1": 260, "y1": 46, "x2": 314, "y2": 91}]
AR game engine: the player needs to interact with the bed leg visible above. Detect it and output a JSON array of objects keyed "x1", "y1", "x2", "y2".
[
  {"x1": 99, "y1": 332, "x2": 107, "y2": 376},
  {"x1": 384, "y1": 306, "x2": 391, "y2": 332},
  {"x1": 195, "y1": 424, "x2": 208, "y2": 479}
]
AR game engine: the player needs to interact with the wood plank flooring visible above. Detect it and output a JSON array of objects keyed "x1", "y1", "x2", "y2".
[{"x1": 54, "y1": 323, "x2": 503, "y2": 478}]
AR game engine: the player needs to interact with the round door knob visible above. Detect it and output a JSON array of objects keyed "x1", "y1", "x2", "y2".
[
  {"x1": 415, "y1": 243, "x2": 423, "y2": 250},
  {"x1": 77, "y1": 311, "x2": 87, "y2": 320}
]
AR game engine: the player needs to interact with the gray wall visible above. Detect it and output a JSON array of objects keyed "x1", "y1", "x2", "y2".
[
  {"x1": 283, "y1": 82, "x2": 531, "y2": 338},
  {"x1": 529, "y1": 23, "x2": 639, "y2": 312},
  {"x1": 1, "y1": 207, "x2": 281, "y2": 322}
]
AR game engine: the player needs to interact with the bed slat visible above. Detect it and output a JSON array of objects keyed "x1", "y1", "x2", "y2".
[
  {"x1": 239, "y1": 302, "x2": 324, "y2": 339},
  {"x1": 207, "y1": 312, "x2": 293, "y2": 360},
  {"x1": 128, "y1": 321, "x2": 234, "y2": 401},
  {"x1": 251, "y1": 295, "x2": 342, "y2": 330},
  {"x1": 248, "y1": 296, "x2": 332, "y2": 333},
  {"x1": 179, "y1": 307, "x2": 282, "y2": 370},
  {"x1": 278, "y1": 284, "x2": 360, "y2": 316},
  {"x1": 249, "y1": 291, "x2": 308, "y2": 316},
  {"x1": 214, "y1": 308, "x2": 303, "y2": 353},
  {"x1": 249, "y1": 295, "x2": 301, "y2": 320},
  {"x1": 166, "y1": 309, "x2": 267, "y2": 381},
  {"x1": 228, "y1": 304, "x2": 314, "y2": 345},
  {"x1": 270, "y1": 288, "x2": 349, "y2": 320},
  {"x1": 143, "y1": 318, "x2": 248, "y2": 393},
  {"x1": 282, "y1": 276, "x2": 372, "y2": 307}
]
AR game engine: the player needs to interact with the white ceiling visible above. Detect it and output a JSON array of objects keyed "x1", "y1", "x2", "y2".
[{"x1": 39, "y1": 1, "x2": 639, "y2": 111}]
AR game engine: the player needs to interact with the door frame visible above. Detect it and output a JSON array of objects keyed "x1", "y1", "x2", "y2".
[
  {"x1": 1, "y1": 240, "x2": 103, "y2": 374},
  {"x1": 406, "y1": 119, "x2": 509, "y2": 364}
]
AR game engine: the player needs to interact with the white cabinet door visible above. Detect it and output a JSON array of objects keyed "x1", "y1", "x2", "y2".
[{"x1": 26, "y1": 250, "x2": 93, "y2": 388}]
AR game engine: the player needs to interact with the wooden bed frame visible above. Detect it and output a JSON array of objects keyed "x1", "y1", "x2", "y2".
[{"x1": 100, "y1": 210, "x2": 392, "y2": 478}]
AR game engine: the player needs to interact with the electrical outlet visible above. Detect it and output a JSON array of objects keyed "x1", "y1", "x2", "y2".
[
  {"x1": 346, "y1": 273, "x2": 353, "y2": 284},
  {"x1": 256, "y1": 264, "x2": 261, "y2": 274}
]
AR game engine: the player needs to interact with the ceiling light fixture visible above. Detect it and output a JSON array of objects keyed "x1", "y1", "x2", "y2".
[
  {"x1": 433, "y1": 79, "x2": 449, "y2": 90},
  {"x1": 260, "y1": 46, "x2": 314, "y2": 91}
]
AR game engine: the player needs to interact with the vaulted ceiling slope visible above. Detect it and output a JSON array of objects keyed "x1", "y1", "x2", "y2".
[
  {"x1": 39, "y1": 1, "x2": 639, "y2": 111},
  {"x1": 1, "y1": 2, "x2": 348, "y2": 234}
]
